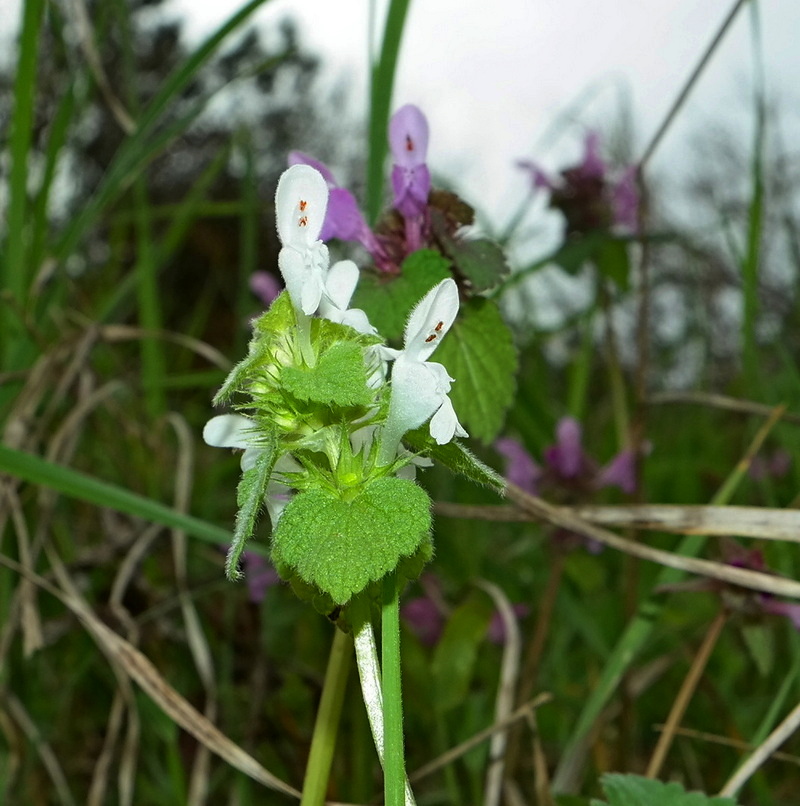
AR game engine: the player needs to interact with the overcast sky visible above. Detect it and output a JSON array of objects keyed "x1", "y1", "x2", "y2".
[
  {"x1": 165, "y1": 0, "x2": 800, "y2": 229},
  {"x1": 4, "y1": 0, "x2": 798, "y2": 227}
]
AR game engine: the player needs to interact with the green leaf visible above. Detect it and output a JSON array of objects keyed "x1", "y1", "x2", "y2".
[
  {"x1": 0, "y1": 444, "x2": 231, "y2": 548},
  {"x1": 354, "y1": 249, "x2": 451, "y2": 342},
  {"x1": 431, "y1": 211, "x2": 509, "y2": 292},
  {"x1": 594, "y1": 237, "x2": 631, "y2": 291},
  {"x1": 740, "y1": 622, "x2": 774, "y2": 677},
  {"x1": 403, "y1": 428, "x2": 505, "y2": 493},
  {"x1": 214, "y1": 291, "x2": 296, "y2": 405},
  {"x1": 272, "y1": 477, "x2": 431, "y2": 605},
  {"x1": 591, "y1": 774, "x2": 739, "y2": 806},
  {"x1": 226, "y1": 433, "x2": 278, "y2": 580},
  {"x1": 430, "y1": 593, "x2": 494, "y2": 712},
  {"x1": 434, "y1": 298, "x2": 518, "y2": 443},
  {"x1": 280, "y1": 341, "x2": 373, "y2": 407}
]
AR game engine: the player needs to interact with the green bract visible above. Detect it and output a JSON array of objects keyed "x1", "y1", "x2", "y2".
[{"x1": 272, "y1": 477, "x2": 432, "y2": 605}]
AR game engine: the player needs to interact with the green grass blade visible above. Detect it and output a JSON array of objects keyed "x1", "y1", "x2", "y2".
[
  {"x1": 0, "y1": 444, "x2": 231, "y2": 548},
  {"x1": 53, "y1": 0, "x2": 273, "y2": 263},
  {"x1": 3, "y1": 0, "x2": 46, "y2": 361},
  {"x1": 366, "y1": 0, "x2": 413, "y2": 223}
]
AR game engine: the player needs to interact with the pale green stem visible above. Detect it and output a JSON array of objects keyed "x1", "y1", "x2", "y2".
[
  {"x1": 352, "y1": 598, "x2": 416, "y2": 806},
  {"x1": 296, "y1": 309, "x2": 316, "y2": 368},
  {"x1": 300, "y1": 628, "x2": 353, "y2": 806},
  {"x1": 382, "y1": 574, "x2": 406, "y2": 806}
]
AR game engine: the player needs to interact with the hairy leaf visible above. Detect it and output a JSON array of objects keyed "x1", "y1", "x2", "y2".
[
  {"x1": 354, "y1": 249, "x2": 451, "y2": 342},
  {"x1": 272, "y1": 477, "x2": 431, "y2": 604}
]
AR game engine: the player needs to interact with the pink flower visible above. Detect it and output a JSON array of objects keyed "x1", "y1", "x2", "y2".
[
  {"x1": 243, "y1": 552, "x2": 280, "y2": 604},
  {"x1": 495, "y1": 437, "x2": 542, "y2": 494},
  {"x1": 499, "y1": 417, "x2": 636, "y2": 494},
  {"x1": 518, "y1": 130, "x2": 639, "y2": 235},
  {"x1": 388, "y1": 104, "x2": 431, "y2": 221}
]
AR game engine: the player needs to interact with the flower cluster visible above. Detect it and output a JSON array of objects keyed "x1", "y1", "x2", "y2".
[
  {"x1": 518, "y1": 130, "x2": 639, "y2": 236},
  {"x1": 497, "y1": 416, "x2": 637, "y2": 498},
  {"x1": 496, "y1": 417, "x2": 639, "y2": 552},
  {"x1": 203, "y1": 157, "x2": 468, "y2": 606},
  {"x1": 289, "y1": 104, "x2": 488, "y2": 279}
]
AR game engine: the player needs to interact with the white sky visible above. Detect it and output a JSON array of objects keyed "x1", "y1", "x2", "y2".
[
  {"x1": 167, "y1": 0, "x2": 800, "y2": 229},
  {"x1": 3, "y1": 0, "x2": 798, "y2": 228}
]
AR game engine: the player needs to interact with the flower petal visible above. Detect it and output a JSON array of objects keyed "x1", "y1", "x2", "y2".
[
  {"x1": 321, "y1": 187, "x2": 370, "y2": 243},
  {"x1": 287, "y1": 150, "x2": 337, "y2": 186},
  {"x1": 323, "y1": 260, "x2": 359, "y2": 312},
  {"x1": 388, "y1": 104, "x2": 429, "y2": 169},
  {"x1": 429, "y1": 394, "x2": 467, "y2": 444},
  {"x1": 275, "y1": 164, "x2": 328, "y2": 249},
  {"x1": 549, "y1": 417, "x2": 585, "y2": 478},
  {"x1": 403, "y1": 278, "x2": 459, "y2": 362},
  {"x1": 203, "y1": 414, "x2": 254, "y2": 449},
  {"x1": 579, "y1": 131, "x2": 606, "y2": 180},
  {"x1": 597, "y1": 448, "x2": 637, "y2": 494},
  {"x1": 495, "y1": 437, "x2": 542, "y2": 494}
]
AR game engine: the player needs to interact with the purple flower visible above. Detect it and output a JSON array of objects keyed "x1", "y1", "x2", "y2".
[
  {"x1": 235, "y1": 551, "x2": 279, "y2": 603},
  {"x1": 720, "y1": 543, "x2": 800, "y2": 633},
  {"x1": 596, "y1": 448, "x2": 637, "y2": 495},
  {"x1": 402, "y1": 596, "x2": 445, "y2": 646},
  {"x1": 579, "y1": 131, "x2": 606, "y2": 180},
  {"x1": 612, "y1": 167, "x2": 639, "y2": 232},
  {"x1": 496, "y1": 417, "x2": 640, "y2": 502},
  {"x1": 749, "y1": 448, "x2": 792, "y2": 482},
  {"x1": 389, "y1": 105, "x2": 432, "y2": 252},
  {"x1": 544, "y1": 417, "x2": 589, "y2": 479},
  {"x1": 495, "y1": 437, "x2": 542, "y2": 494},
  {"x1": 517, "y1": 130, "x2": 639, "y2": 235}
]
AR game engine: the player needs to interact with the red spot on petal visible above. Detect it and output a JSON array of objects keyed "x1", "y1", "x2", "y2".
[{"x1": 406, "y1": 135, "x2": 414, "y2": 152}]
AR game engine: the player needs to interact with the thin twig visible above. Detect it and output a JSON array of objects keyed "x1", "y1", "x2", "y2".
[
  {"x1": 654, "y1": 725, "x2": 800, "y2": 767},
  {"x1": 647, "y1": 390, "x2": 800, "y2": 425},
  {"x1": 409, "y1": 694, "x2": 552, "y2": 784},
  {"x1": 476, "y1": 580, "x2": 523, "y2": 806},
  {"x1": 645, "y1": 610, "x2": 727, "y2": 779},
  {"x1": 638, "y1": 0, "x2": 751, "y2": 170},
  {"x1": 719, "y1": 699, "x2": 800, "y2": 796},
  {"x1": 503, "y1": 484, "x2": 800, "y2": 600},
  {"x1": 435, "y1": 501, "x2": 800, "y2": 543}
]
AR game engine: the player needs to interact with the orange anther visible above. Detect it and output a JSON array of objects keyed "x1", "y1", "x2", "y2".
[
  {"x1": 434, "y1": 321, "x2": 444, "y2": 332},
  {"x1": 299, "y1": 215, "x2": 308, "y2": 227},
  {"x1": 299, "y1": 199, "x2": 307, "y2": 211},
  {"x1": 425, "y1": 333, "x2": 437, "y2": 343}
]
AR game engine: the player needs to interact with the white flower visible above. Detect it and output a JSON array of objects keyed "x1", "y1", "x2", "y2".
[
  {"x1": 275, "y1": 164, "x2": 331, "y2": 315},
  {"x1": 380, "y1": 279, "x2": 467, "y2": 462},
  {"x1": 318, "y1": 259, "x2": 376, "y2": 336},
  {"x1": 203, "y1": 414, "x2": 299, "y2": 525}
]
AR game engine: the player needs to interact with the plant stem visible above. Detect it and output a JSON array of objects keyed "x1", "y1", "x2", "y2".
[
  {"x1": 300, "y1": 628, "x2": 353, "y2": 806},
  {"x1": 366, "y1": 0, "x2": 413, "y2": 223},
  {"x1": 351, "y1": 592, "x2": 416, "y2": 806},
  {"x1": 645, "y1": 609, "x2": 727, "y2": 779},
  {"x1": 382, "y1": 573, "x2": 406, "y2": 806}
]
